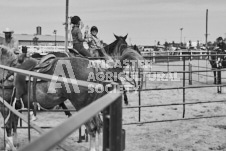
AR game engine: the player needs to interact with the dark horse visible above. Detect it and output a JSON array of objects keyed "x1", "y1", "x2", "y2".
[
  {"x1": 209, "y1": 48, "x2": 226, "y2": 93},
  {"x1": 0, "y1": 34, "x2": 144, "y2": 151}
]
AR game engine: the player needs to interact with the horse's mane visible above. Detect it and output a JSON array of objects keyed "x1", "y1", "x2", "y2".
[
  {"x1": 104, "y1": 39, "x2": 119, "y2": 55},
  {"x1": 103, "y1": 35, "x2": 128, "y2": 57}
]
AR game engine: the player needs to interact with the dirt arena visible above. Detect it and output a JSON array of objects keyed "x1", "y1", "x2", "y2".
[{"x1": 1, "y1": 60, "x2": 226, "y2": 151}]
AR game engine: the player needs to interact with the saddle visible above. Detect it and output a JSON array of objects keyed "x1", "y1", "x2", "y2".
[
  {"x1": 33, "y1": 54, "x2": 56, "y2": 73},
  {"x1": 15, "y1": 54, "x2": 56, "y2": 81}
]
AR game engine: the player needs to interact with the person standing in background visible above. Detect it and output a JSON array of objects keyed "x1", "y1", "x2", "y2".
[{"x1": 1, "y1": 28, "x2": 19, "y2": 54}]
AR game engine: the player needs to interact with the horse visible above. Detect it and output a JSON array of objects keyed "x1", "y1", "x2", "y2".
[{"x1": 0, "y1": 35, "x2": 144, "y2": 151}]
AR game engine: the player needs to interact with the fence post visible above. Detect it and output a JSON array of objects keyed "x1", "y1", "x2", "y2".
[
  {"x1": 27, "y1": 75, "x2": 31, "y2": 142},
  {"x1": 138, "y1": 68, "x2": 141, "y2": 122},
  {"x1": 189, "y1": 60, "x2": 192, "y2": 85},
  {"x1": 200, "y1": 50, "x2": 202, "y2": 59},
  {"x1": 103, "y1": 106, "x2": 110, "y2": 151},
  {"x1": 180, "y1": 50, "x2": 182, "y2": 61},
  {"x1": 189, "y1": 63, "x2": 192, "y2": 85},
  {"x1": 167, "y1": 51, "x2": 169, "y2": 73},
  {"x1": 183, "y1": 56, "x2": 186, "y2": 118},
  {"x1": 103, "y1": 87, "x2": 123, "y2": 151},
  {"x1": 110, "y1": 95, "x2": 123, "y2": 151},
  {"x1": 2, "y1": 69, "x2": 6, "y2": 149},
  {"x1": 153, "y1": 51, "x2": 155, "y2": 63}
]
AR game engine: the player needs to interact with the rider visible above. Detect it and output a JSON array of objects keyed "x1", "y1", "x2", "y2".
[
  {"x1": 1, "y1": 28, "x2": 19, "y2": 54},
  {"x1": 85, "y1": 26, "x2": 103, "y2": 57},
  {"x1": 71, "y1": 16, "x2": 92, "y2": 57},
  {"x1": 86, "y1": 26, "x2": 103, "y2": 49},
  {"x1": 215, "y1": 37, "x2": 226, "y2": 53}
]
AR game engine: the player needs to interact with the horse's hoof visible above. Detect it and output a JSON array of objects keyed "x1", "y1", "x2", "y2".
[
  {"x1": 15, "y1": 101, "x2": 22, "y2": 110},
  {"x1": 30, "y1": 116, "x2": 38, "y2": 121},
  {"x1": 15, "y1": 143, "x2": 20, "y2": 149},
  {"x1": 77, "y1": 139, "x2": 82, "y2": 143},
  {"x1": 5, "y1": 144, "x2": 13, "y2": 151},
  {"x1": 67, "y1": 114, "x2": 72, "y2": 117}
]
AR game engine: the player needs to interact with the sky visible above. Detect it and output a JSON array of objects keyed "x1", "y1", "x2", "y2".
[{"x1": 0, "y1": 0, "x2": 226, "y2": 45}]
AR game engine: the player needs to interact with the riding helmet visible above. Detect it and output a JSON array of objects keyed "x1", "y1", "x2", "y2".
[
  {"x1": 217, "y1": 37, "x2": 223, "y2": 41},
  {"x1": 90, "y1": 26, "x2": 98, "y2": 32},
  {"x1": 71, "y1": 16, "x2": 81, "y2": 25}
]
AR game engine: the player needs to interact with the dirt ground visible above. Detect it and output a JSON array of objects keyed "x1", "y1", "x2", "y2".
[{"x1": 1, "y1": 60, "x2": 226, "y2": 151}]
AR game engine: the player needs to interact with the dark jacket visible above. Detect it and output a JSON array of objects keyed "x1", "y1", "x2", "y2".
[{"x1": 217, "y1": 42, "x2": 226, "y2": 51}]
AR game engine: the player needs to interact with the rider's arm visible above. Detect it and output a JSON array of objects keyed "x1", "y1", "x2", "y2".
[{"x1": 77, "y1": 29, "x2": 86, "y2": 42}]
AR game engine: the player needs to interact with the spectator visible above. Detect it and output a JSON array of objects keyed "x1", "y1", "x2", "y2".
[{"x1": 2, "y1": 28, "x2": 19, "y2": 54}]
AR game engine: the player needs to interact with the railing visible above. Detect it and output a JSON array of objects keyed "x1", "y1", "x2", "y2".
[
  {"x1": 141, "y1": 49, "x2": 209, "y2": 62},
  {"x1": 0, "y1": 64, "x2": 124, "y2": 151},
  {"x1": 123, "y1": 54, "x2": 226, "y2": 125},
  {"x1": 18, "y1": 45, "x2": 73, "y2": 54}
]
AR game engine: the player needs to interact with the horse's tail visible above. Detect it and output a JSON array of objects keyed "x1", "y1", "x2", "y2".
[
  {"x1": 119, "y1": 48, "x2": 145, "y2": 88},
  {"x1": 119, "y1": 48, "x2": 144, "y2": 68}
]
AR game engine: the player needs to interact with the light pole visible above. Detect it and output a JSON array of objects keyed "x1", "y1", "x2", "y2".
[
  {"x1": 65, "y1": 0, "x2": 69, "y2": 53},
  {"x1": 53, "y1": 30, "x2": 57, "y2": 46},
  {"x1": 180, "y1": 28, "x2": 183, "y2": 45}
]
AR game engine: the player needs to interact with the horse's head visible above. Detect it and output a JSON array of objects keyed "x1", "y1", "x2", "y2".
[
  {"x1": 104, "y1": 34, "x2": 128, "y2": 58},
  {"x1": 92, "y1": 34, "x2": 145, "y2": 86}
]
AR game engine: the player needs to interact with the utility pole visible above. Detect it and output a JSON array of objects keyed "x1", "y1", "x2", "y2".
[
  {"x1": 53, "y1": 30, "x2": 57, "y2": 46},
  {"x1": 180, "y1": 28, "x2": 183, "y2": 45},
  {"x1": 205, "y1": 9, "x2": 209, "y2": 48},
  {"x1": 65, "y1": 0, "x2": 69, "y2": 53}
]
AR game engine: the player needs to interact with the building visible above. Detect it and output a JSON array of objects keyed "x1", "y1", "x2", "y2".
[{"x1": 0, "y1": 26, "x2": 70, "y2": 46}]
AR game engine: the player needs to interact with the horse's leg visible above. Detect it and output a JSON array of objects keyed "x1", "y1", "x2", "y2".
[
  {"x1": 217, "y1": 69, "x2": 222, "y2": 93},
  {"x1": 219, "y1": 70, "x2": 222, "y2": 84},
  {"x1": 95, "y1": 114, "x2": 103, "y2": 151},
  {"x1": 213, "y1": 70, "x2": 216, "y2": 84},
  {"x1": 59, "y1": 102, "x2": 72, "y2": 117},
  {"x1": 89, "y1": 134, "x2": 96, "y2": 151},
  {"x1": 122, "y1": 86, "x2": 128, "y2": 105},
  {"x1": 12, "y1": 113, "x2": 19, "y2": 148},
  {"x1": 85, "y1": 115, "x2": 103, "y2": 151},
  {"x1": 97, "y1": 129, "x2": 103, "y2": 151},
  {"x1": 4, "y1": 114, "x2": 15, "y2": 150}
]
